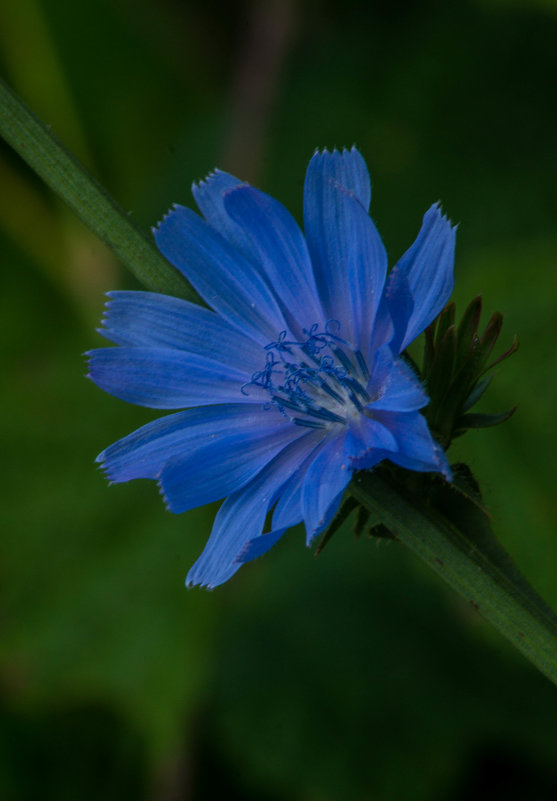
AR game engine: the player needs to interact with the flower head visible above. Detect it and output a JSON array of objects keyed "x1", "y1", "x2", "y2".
[{"x1": 88, "y1": 147, "x2": 456, "y2": 588}]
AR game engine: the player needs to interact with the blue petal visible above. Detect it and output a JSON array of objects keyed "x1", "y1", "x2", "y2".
[
  {"x1": 344, "y1": 415, "x2": 398, "y2": 465},
  {"x1": 382, "y1": 272, "x2": 413, "y2": 352},
  {"x1": 96, "y1": 404, "x2": 282, "y2": 483},
  {"x1": 99, "y1": 290, "x2": 263, "y2": 373},
  {"x1": 87, "y1": 347, "x2": 258, "y2": 409},
  {"x1": 236, "y1": 527, "x2": 286, "y2": 564},
  {"x1": 386, "y1": 204, "x2": 456, "y2": 353},
  {"x1": 160, "y1": 419, "x2": 305, "y2": 513},
  {"x1": 304, "y1": 168, "x2": 387, "y2": 347},
  {"x1": 305, "y1": 147, "x2": 372, "y2": 210},
  {"x1": 194, "y1": 175, "x2": 325, "y2": 334},
  {"x1": 373, "y1": 410, "x2": 452, "y2": 480},
  {"x1": 192, "y1": 169, "x2": 256, "y2": 261},
  {"x1": 367, "y1": 348, "x2": 429, "y2": 413},
  {"x1": 223, "y1": 185, "x2": 324, "y2": 335},
  {"x1": 270, "y1": 430, "x2": 328, "y2": 530},
  {"x1": 386, "y1": 449, "x2": 451, "y2": 480},
  {"x1": 186, "y1": 431, "x2": 323, "y2": 588},
  {"x1": 154, "y1": 205, "x2": 287, "y2": 343},
  {"x1": 272, "y1": 477, "x2": 303, "y2": 531},
  {"x1": 301, "y1": 433, "x2": 352, "y2": 543},
  {"x1": 368, "y1": 293, "x2": 395, "y2": 356},
  {"x1": 273, "y1": 468, "x2": 302, "y2": 529}
]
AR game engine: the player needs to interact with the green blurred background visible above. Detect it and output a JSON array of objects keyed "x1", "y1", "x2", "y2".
[{"x1": 1, "y1": 0, "x2": 557, "y2": 798}]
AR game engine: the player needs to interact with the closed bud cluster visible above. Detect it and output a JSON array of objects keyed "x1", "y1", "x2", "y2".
[{"x1": 420, "y1": 296, "x2": 518, "y2": 449}]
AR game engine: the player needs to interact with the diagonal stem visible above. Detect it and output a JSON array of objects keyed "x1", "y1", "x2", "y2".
[
  {"x1": 0, "y1": 79, "x2": 199, "y2": 302},
  {"x1": 350, "y1": 471, "x2": 557, "y2": 687}
]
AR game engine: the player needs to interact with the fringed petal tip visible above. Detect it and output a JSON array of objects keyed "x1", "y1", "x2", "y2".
[
  {"x1": 95, "y1": 326, "x2": 112, "y2": 342},
  {"x1": 157, "y1": 477, "x2": 175, "y2": 514},
  {"x1": 83, "y1": 350, "x2": 101, "y2": 383},
  {"x1": 94, "y1": 439, "x2": 137, "y2": 485},
  {"x1": 185, "y1": 574, "x2": 218, "y2": 591},
  {"x1": 192, "y1": 169, "x2": 218, "y2": 191},
  {"x1": 93, "y1": 454, "x2": 118, "y2": 485},
  {"x1": 185, "y1": 570, "x2": 209, "y2": 590},
  {"x1": 100, "y1": 291, "x2": 129, "y2": 315},
  {"x1": 193, "y1": 167, "x2": 244, "y2": 191},
  {"x1": 185, "y1": 546, "x2": 262, "y2": 589},
  {"x1": 431, "y1": 201, "x2": 460, "y2": 236},
  {"x1": 312, "y1": 146, "x2": 352, "y2": 163},
  {"x1": 83, "y1": 351, "x2": 95, "y2": 379},
  {"x1": 151, "y1": 203, "x2": 186, "y2": 236},
  {"x1": 97, "y1": 294, "x2": 135, "y2": 336},
  {"x1": 94, "y1": 448, "x2": 107, "y2": 465},
  {"x1": 311, "y1": 144, "x2": 362, "y2": 157},
  {"x1": 185, "y1": 562, "x2": 237, "y2": 590}
]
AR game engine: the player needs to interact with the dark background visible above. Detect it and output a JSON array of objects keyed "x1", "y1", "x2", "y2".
[{"x1": 1, "y1": 0, "x2": 557, "y2": 798}]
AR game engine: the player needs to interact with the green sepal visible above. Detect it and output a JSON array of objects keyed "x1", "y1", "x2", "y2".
[
  {"x1": 482, "y1": 334, "x2": 519, "y2": 375},
  {"x1": 477, "y1": 312, "x2": 503, "y2": 372},
  {"x1": 435, "y1": 335, "x2": 484, "y2": 438},
  {"x1": 353, "y1": 504, "x2": 372, "y2": 538},
  {"x1": 462, "y1": 374, "x2": 493, "y2": 412},
  {"x1": 353, "y1": 504, "x2": 395, "y2": 540},
  {"x1": 434, "y1": 302, "x2": 456, "y2": 349},
  {"x1": 423, "y1": 324, "x2": 436, "y2": 377},
  {"x1": 427, "y1": 324, "x2": 457, "y2": 412},
  {"x1": 367, "y1": 523, "x2": 397, "y2": 540},
  {"x1": 420, "y1": 296, "x2": 518, "y2": 447},
  {"x1": 454, "y1": 406, "x2": 517, "y2": 432},
  {"x1": 456, "y1": 296, "x2": 482, "y2": 364}
]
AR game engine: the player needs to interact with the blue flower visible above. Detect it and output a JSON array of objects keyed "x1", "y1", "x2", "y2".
[{"x1": 88, "y1": 147, "x2": 455, "y2": 588}]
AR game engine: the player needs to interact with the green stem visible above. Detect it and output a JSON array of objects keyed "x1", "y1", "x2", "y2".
[
  {"x1": 350, "y1": 472, "x2": 557, "y2": 687},
  {"x1": 0, "y1": 79, "x2": 199, "y2": 301}
]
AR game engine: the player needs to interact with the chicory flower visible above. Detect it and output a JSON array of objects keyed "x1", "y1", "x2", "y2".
[{"x1": 88, "y1": 147, "x2": 456, "y2": 588}]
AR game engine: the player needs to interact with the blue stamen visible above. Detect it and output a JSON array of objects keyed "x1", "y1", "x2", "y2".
[
  {"x1": 244, "y1": 321, "x2": 371, "y2": 427},
  {"x1": 355, "y1": 349, "x2": 370, "y2": 381},
  {"x1": 272, "y1": 395, "x2": 304, "y2": 413},
  {"x1": 317, "y1": 380, "x2": 345, "y2": 404},
  {"x1": 332, "y1": 346, "x2": 354, "y2": 375},
  {"x1": 303, "y1": 405, "x2": 345, "y2": 424},
  {"x1": 293, "y1": 418, "x2": 326, "y2": 429},
  {"x1": 345, "y1": 388, "x2": 364, "y2": 412},
  {"x1": 344, "y1": 376, "x2": 370, "y2": 402},
  {"x1": 324, "y1": 319, "x2": 345, "y2": 341}
]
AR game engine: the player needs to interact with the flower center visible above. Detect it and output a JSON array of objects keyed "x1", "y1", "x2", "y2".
[{"x1": 242, "y1": 322, "x2": 371, "y2": 428}]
